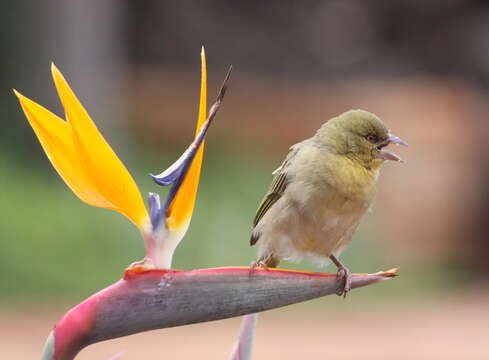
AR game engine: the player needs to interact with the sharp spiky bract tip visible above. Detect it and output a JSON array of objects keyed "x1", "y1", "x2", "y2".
[
  {"x1": 217, "y1": 65, "x2": 233, "y2": 101},
  {"x1": 226, "y1": 64, "x2": 234, "y2": 80},
  {"x1": 383, "y1": 267, "x2": 400, "y2": 276},
  {"x1": 12, "y1": 89, "x2": 25, "y2": 101},
  {"x1": 203, "y1": 66, "x2": 232, "y2": 125}
]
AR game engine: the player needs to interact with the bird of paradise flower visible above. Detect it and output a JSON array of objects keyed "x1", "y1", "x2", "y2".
[
  {"x1": 14, "y1": 49, "x2": 397, "y2": 360},
  {"x1": 14, "y1": 47, "x2": 231, "y2": 270}
]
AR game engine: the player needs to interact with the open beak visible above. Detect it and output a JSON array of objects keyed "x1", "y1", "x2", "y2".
[{"x1": 377, "y1": 134, "x2": 408, "y2": 162}]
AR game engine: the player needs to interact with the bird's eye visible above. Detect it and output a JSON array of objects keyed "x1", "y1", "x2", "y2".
[{"x1": 365, "y1": 134, "x2": 377, "y2": 143}]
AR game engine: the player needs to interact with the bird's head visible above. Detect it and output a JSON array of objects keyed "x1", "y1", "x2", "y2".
[{"x1": 316, "y1": 109, "x2": 408, "y2": 169}]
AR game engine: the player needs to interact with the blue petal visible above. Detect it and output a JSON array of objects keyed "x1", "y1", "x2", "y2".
[
  {"x1": 151, "y1": 119, "x2": 210, "y2": 187},
  {"x1": 150, "y1": 155, "x2": 186, "y2": 186},
  {"x1": 147, "y1": 192, "x2": 161, "y2": 229},
  {"x1": 150, "y1": 119, "x2": 211, "y2": 229},
  {"x1": 148, "y1": 64, "x2": 232, "y2": 231}
]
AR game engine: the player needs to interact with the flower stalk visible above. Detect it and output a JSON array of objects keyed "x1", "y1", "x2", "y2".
[{"x1": 42, "y1": 267, "x2": 398, "y2": 360}]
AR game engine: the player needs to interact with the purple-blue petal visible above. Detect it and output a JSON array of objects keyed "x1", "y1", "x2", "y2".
[
  {"x1": 147, "y1": 192, "x2": 162, "y2": 229},
  {"x1": 147, "y1": 65, "x2": 232, "y2": 231},
  {"x1": 150, "y1": 119, "x2": 211, "y2": 229}
]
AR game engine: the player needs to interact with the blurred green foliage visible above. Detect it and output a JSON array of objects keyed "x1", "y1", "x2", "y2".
[
  {"x1": 0, "y1": 148, "x2": 266, "y2": 302},
  {"x1": 0, "y1": 146, "x2": 465, "y2": 304}
]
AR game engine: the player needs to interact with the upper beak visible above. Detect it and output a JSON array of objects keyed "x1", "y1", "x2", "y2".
[{"x1": 378, "y1": 134, "x2": 408, "y2": 162}]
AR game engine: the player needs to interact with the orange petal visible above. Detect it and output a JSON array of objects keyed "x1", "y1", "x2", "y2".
[
  {"x1": 14, "y1": 90, "x2": 111, "y2": 209},
  {"x1": 50, "y1": 64, "x2": 148, "y2": 227},
  {"x1": 166, "y1": 47, "x2": 207, "y2": 230}
]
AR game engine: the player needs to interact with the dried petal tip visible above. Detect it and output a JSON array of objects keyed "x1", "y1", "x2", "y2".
[
  {"x1": 216, "y1": 65, "x2": 233, "y2": 103},
  {"x1": 381, "y1": 267, "x2": 400, "y2": 277},
  {"x1": 352, "y1": 267, "x2": 400, "y2": 277},
  {"x1": 350, "y1": 267, "x2": 400, "y2": 287}
]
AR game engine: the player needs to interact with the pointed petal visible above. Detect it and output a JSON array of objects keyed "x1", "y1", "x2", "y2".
[
  {"x1": 50, "y1": 64, "x2": 148, "y2": 228},
  {"x1": 147, "y1": 192, "x2": 161, "y2": 228},
  {"x1": 14, "y1": 90, "x2": 111, "y2": 209},
  {"x1": 150, "y1": 116, "x2": 212, "y2": 223},
  {"x1": 165, "y1": 48, "x2": 207, "y2": 230},
  {"x1": 145, "y1": 62, "x2": 231, "y2": 268},
  {"x1": 150, "y1": 118, "x2": 212, "y2": 187},
  {"x1": 150, "y1": 159, "x2": 183, "y2": 186}
]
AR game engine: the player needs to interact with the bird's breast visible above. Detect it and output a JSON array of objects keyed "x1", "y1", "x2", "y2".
[
  {"x1": 285, "y1": 166, "x2": 372, "y2": 257},
  {"x1": 291, "y1": 199, "x2": 366, "y2": 256},
  {"x1": 316, "y1": 153, "x2": 379, "y2": 203}
]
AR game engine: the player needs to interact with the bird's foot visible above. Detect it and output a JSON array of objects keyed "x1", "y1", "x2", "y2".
[
  {"x1": 248, "y1": 260, "x2": 270, "y2": 278},
  {"x1": 248, "y1": 253, "x2": 279, "y2": 277},
  {"x1": 335, "y1": 266, "x2": 352, "y2": 298},
  {"x1": 329, "y1": 254, "x2": 352, "y2": 298}
]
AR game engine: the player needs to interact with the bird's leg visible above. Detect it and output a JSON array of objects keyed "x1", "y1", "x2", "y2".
[
  {"x1": 248, "y1": 261, "x2": 262, "y2": 279},
  {"x1": 249, "y1": 254, "x2": 278, "y2": 277},
  {"x1": 329, "y1": 254, "x2": 352, "y2": 297}
]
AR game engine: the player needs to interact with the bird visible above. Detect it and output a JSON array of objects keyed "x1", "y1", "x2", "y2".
[{"x1": 250, "y1": 109, "x2": 407, "y2": 296}]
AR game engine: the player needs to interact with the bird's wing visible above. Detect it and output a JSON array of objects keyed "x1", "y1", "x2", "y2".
[
  {"x1": 252, "y1": 171, "x2": 288, "y2": 228},
  {"x1": 250, "y1": 144, "x2": 300, "y2": 246}
]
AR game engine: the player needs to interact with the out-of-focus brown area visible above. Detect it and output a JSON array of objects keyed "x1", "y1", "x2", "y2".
[
  {"x1": 2, "y1": 1, "x2": 489, "y2": 359},
  {"x1": 5, "y1": 290, "x2": 489, "y2": 359},
  {"x1": 130, "y1": 72, "x2": 488, "y2": 263},
  {"x1": 125, "y1": 0, "x2": 489, "y2": 274}
]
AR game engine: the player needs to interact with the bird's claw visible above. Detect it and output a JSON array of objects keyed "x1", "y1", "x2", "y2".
[
  {"x1": 248, "y1": 260, "x2": 271, "y2": 278},
  {"x1": 335, "y1": 267, "x2": 352, "y2": 297}
]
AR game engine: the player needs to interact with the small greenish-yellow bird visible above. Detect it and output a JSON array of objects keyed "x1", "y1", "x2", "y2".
[{"x1": 250, "y1": 109, "x2": 407, "y2": 296}]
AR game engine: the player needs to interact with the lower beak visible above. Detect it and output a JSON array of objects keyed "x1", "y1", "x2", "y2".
[{"x1": 378, "y1": 134, "x2": 408, "y2": 162}]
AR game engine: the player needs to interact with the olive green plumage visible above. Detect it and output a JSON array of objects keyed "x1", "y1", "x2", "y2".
[{"x1": 250, "y1": 109, "x2": 406, "y2": 274}]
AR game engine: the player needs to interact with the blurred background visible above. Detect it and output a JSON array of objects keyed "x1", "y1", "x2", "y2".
[{"x1": 1, "y1": 1, "x2": 489, "y2": 359}]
